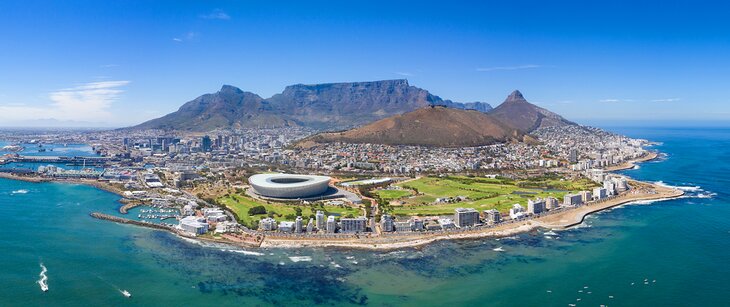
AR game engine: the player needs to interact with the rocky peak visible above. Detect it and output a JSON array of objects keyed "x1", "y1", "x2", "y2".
[
  {"x1": 505, "y1": 90, "x2": 527, "y2": 103},
  {"x1": 219, "y1": 84, "x2": 243, "y2": 94}
]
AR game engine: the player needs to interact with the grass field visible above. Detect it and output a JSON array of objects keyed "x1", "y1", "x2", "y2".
[
  {"x1": 384, "y1": 176, "x2": 599, "y2": 216},
  {"x1": 375, "y1": 189, "x2": 413, "y2": 203},
  {"x1": 217, "y1": 193, "x2": 362, "y2": 229}
]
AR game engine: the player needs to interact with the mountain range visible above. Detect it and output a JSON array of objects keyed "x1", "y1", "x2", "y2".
[{"x1": 132, "y1": 79, "x2": 493, "y2": 131}]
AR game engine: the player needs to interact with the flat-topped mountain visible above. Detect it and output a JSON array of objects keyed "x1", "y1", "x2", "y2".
[
  {"x1": 131, "y1": 80, "x2": 492, "y2": 131},
  {"x1": 134, "y1": 85, "x2": 292, "y2": 131},
  {"x1": 300, "y1": 106, "x2": 529, "y2": 148},
  {"x1": 489, "y1": 90, "x2": 577, "y2": 132}
]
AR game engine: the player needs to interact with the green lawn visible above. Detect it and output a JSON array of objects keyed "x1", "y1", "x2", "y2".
[
  {"x1": 384, "y1": 176, "x2": 599, "y2": 216},
  {"x1": 218, "y1": 194, "x2": 362, "y2": 228},
  {"x1": 375, "y1": 189, "x2": 413, "y2": 203}
]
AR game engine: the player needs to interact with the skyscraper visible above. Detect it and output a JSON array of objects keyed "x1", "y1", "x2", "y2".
[{"x1": 202, "y1": 135, "x2": 212, "y2": 152}]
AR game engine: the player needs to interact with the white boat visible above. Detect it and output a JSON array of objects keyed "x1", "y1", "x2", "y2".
[
  {"x1": 37, "y1": 263, "x2": 49, "y2": 292},
  {"x1": 121, "y1": 290, "x2": 131, "y2": 298},
  {"x1": 492, "y1": 247, "x2": 505, "y2": 252}
]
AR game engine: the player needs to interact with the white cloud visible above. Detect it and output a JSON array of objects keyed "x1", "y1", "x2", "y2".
[
  {"x1": 651, "y1": 98, "x2": 681, "y2": 102},
  {"x1": 394, "y1": 72, "x2": 414, "y2": 77},
  {"x1": 0, "y1": 81, "x2": 129, "y2": 123},
  {"x1": 476, "y1": 64, "x2": 543, "y2": 72},
  {"x1": 200, "y1": 9, "x2": 230, "y2": 20},
  {"x1": 172, "y1": 32, "x2": 198, "y2": 43},
  {"x1": 599, "y1": 99, "x2": 621, "y2": 103}
]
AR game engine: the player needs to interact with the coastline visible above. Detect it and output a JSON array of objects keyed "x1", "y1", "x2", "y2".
[
  {"x1": 1, "y1": 151, "x2": 684, "y2": 251},
  {"x1": 604, "y1": 151, "x2": 659, "y2": 171},
  {"x1": 256, "y1": 181, "x2": 683, "y2": 250}
]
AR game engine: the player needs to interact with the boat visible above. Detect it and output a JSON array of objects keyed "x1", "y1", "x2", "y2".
[
  {"x1": 37, "y1": 263, "x2": 49, "y2": 292},
  {"x1": 121, "y1": 290, "x2": 132, "y2": 298}
]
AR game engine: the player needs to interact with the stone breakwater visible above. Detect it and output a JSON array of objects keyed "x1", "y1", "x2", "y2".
[{"x1": 89, "y1": 212, "x2": 175, "y2": 232}]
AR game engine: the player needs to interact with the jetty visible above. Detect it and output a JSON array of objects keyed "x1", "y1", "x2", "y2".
[{"x1": 89, "y1": 212, "x2": 175, "y2": 231}]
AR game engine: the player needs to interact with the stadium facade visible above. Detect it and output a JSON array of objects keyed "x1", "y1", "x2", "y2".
[{"x1": 248, "y1": 173, "x2": 332, "y2": 198}]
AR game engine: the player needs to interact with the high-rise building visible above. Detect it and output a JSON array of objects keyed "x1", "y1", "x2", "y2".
[
  {"x1": 202, "y1": 135, "x2": 212, "y2": 152},
  {"x1": 216, "y1": 135, "x2": 223, "y2": 148},
  {"x1": 295, "y1": 216, "x2": 303, "y2": 233},
  {"x1": 326, "y1": 216, "x2": 337, "y2": 233},
  {"x1": 315, "y1": 211, "x2": 325, "y2": 230},
  {"x1": 604, "y1": 180, "x2": 617, "y2": 195},
  {"x1": 569, "y1": 149, "x2": 579, "y2": 163},
  {"x1": 593, "y1": 187, "x2": 607, "y2": 200},
  {"x1": 454, "y1": 208, "x2": 480, "y2": 228},
  {"x1": 380, "y1": 214, "x2": 394, "y2": 232},
  {"x1": 580, "y1": 191, "x2": 593, "y2": 203},
  {"x1": 306, "y1": 218, "x2": 314, "y2": 233},
  {"x1": 545, "y1": 197, "x2": 560, "y2": 210},
  {"x1": 564, "y1": 193, "x2": 583, "y2": 206},
  {"x1": 527, "y1": 199, "x2": 546, "y2": 215}
]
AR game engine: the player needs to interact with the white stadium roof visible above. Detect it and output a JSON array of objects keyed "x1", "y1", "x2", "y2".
[{"x1": 248, "y1": 173, "x2": 331, "y2": 198}]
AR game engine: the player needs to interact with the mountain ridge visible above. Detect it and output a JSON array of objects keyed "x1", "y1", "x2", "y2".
[{"x1": 131, "y1": 80, "x2": 493, "y2": 131}]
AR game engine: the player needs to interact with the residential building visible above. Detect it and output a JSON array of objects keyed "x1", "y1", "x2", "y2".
[
  {"x1": 593, "y1": 187, "x2": 607, "y2": 200},
  {"x1": 545, "y1": 197, "x2": 560, "y2": 210},
  {"x1": 564, "y1": 193, "x2": 583, "y2": 206},
  {"x1": 259, "y1": 217, "x2": 277, "y2": 231},
  {"x1": 295, "y1": 216, "x2": 303, "y2": 233},
  {"x1": 315, "y1": 211, "x2": 325, "y2": 230},
  {"x1": 340, "y1": 217, "x2": 368, "y2": 233},
  {"x1": 483, "y1": 209, "x2": 501, "y2": 225},
  {"x1": 454, "y1": 208, "x2": 480, "y2": 228},
  {"x1": 179, "y1": 216, "x2": 209, "y2": 235},
  {"x1": 381, "y1": 214, "x2": 394, "y2": 232},
  {"x1": 394, "y1": 221, "x2": 412, "y2": 232},
  {"x1": 326, "y1": 215, "x2": 337, "y2": 233},
  {"x1": 527, "y1": 199, "x2": 546, "y2": 215},
  {"x1": 580, "y1": 191, "x2": 593, "y2": 203},
  {"x1": 279, "y1": 221, "x2": 294, "y2": 233},
  {"x1": 509, "y1": 204, "x2": 526, "y2": 219},
  {"x1": 411, "y1": 218, "x2": 424, "y2": 231}
]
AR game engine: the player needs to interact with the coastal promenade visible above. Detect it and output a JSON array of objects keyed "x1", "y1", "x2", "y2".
[
  {"x1": 605, "y1": 151, "x2": 659, "y2": 171},
  {"x1": 257, "y1": 180, "x2": 684, "y2": 250}
]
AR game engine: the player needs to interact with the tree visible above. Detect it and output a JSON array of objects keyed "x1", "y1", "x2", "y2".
[
  {"x1": 294, "y1": 207, "x2": 303, "y2": 216},
  {"x1": 248, "y1": 205, "x2": 267, "y2": 215}
]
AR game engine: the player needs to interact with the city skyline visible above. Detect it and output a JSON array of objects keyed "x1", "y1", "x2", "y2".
[{"x1": 1, "y1": 1, "x2": 730, "y2": 127}]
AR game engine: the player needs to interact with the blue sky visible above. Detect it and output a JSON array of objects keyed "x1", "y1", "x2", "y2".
[{"x1": 1, "y1": 0, "x2": 729, "y2": 127}]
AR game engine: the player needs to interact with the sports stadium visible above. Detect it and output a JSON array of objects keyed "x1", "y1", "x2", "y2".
[{"x1": 248, "y1": 173, "x2": 332, "y2": 199}]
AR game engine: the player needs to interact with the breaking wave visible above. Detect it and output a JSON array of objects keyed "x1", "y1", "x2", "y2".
[{"x1": 653, "y1": 181, "x2": 701, "y2": 192}]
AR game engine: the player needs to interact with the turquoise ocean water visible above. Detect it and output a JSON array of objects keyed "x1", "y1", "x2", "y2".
[{"x1": 0, "y1": 127, "x2": 728, "y2": 306}]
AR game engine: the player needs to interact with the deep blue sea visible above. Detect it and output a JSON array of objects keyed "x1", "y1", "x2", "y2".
[{"x1": 0, "y1": 127, "x2": 728, "y2": 306}]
